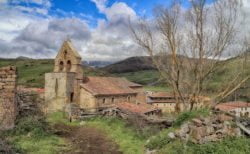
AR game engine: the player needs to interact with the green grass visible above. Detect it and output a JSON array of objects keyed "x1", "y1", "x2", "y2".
[
  {"x1": 144, "y1": 86, "x2": 171, "y2": 92},
  {"x1": 158, "y1": 137, "x2": 250, "y2": 154},
  {"x1": 85, "y1": 117, "x2": 146, "y2": 154},
  {"x1": 0, "y1": 59, "x2": 53, "y2": 87},
  {"x1": 173, "y1": 108, "x2": 211, "y2": 127},
  {"x1": 2, "y1": 115, "x2": 66, "y2": 154},
  {"x1": 46, "y1": 112, "x2": 146, "y2": 154},
  {"x1": 113, "y1": 70, "x2": 160, "y2": 85},
  {"x1": 0, "y1": 59, "x2": 108, "y2": 88}
]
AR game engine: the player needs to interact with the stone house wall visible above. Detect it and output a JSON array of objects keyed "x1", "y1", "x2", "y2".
[
  {"x1": 131, "y1": 87, "x2": 146, "y2": 103},
  {"x1": 79, "y1": 88, "x2": 96, "y2": 111},
  {"x1": 96, "y1": 94, "x2": 137, "y2": 108},
  {"x1": 79, "y1": 87, "x2": 137, "y2": 112},
  {"x1": 0, "y1": 66, "x2": 17, "y2": 130},
  {"x1": 151, "y1": 103, "x2": 176, "y2": 113}
]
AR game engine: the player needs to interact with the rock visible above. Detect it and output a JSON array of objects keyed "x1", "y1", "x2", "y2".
[
  {"x1": 190, "y1": 126, "x2": 207, "y2": 141},
  {"x1": 179, "y1": 123, "x2": 190, "y2": 138},
  {"x1": 217, "y1": 114, "x2": 233, "y2": 122},
  {"x1": 168, "y1": 132, "x2": 175, "y2": 139},
  {"x1": 145, "y1": 149, "x2": 157, "y2": 154},
  {"x1": 192, "y1": 118, "x2": 203, "y2": 127},
  {"x1": 206, "y1": 126, "x2": 215, "y2": 135},
  {"x1": 202, "y1": 117, "x2": 211, "y2": 125},
  {"x1": 202, "y1": 134, "x2": 219, "y2": 143}
]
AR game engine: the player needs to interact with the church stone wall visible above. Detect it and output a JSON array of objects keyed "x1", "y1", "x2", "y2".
[
  {"x1": 0, "y1": 66, "x2": 17, "y2": 130},
  {"x1": 44, "y1": 72, "x2": 75, "y2": 113}
]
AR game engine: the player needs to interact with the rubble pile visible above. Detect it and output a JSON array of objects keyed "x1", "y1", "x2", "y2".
[
  {"x1": 173, "y1": 114, "x2": 241, "y2": 144},
  {"x1": 17, "y1": 90, "x2": 44, "y2": 116}
]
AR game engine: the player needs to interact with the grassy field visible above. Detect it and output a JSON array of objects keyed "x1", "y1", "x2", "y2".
[
  {"x1": 0, "y1": 59, "x2": 53, "y2": 87},
  {"x1": 112, "y1": 70, "x2": 160, "y2": 85},
  {"x1": 0, "y1": 59, "x2": 108, "y2": 87}
]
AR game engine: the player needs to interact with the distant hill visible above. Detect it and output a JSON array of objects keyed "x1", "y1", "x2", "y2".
[
  {"x1": 16, "y1": 56, "x2": 32, "y2": 60},
  {"x1": 102, "y1": 56, "x2": 156, "y2": 73},
  {"x1": 82, "y1": 60, "x2": 116, "y2": 68}
]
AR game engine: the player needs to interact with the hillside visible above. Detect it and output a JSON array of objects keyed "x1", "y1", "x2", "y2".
[
  {"x1": 0, "y1": 59, "x2": 107, "y2": 87},
  {"x1": 0, "y1": 54, "x2": 249, "y2": 101},
  {"x1": 102, "y1": 56, "x2": 156, "y2": 73}
]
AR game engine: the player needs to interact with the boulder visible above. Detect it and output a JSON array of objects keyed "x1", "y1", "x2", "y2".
[
  {"x1": 192, "y1": 118, "x2": 203, "y2": 127},
  {"x1": 168, "y1": 132, "x2": 175, "y2": 139}
]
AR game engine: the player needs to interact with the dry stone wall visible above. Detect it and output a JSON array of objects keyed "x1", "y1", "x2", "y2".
[{"x1": 0, "y1": 66, "x2": 17, "y2": 130}]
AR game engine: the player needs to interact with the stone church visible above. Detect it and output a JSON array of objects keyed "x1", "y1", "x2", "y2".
[{"x1": 45, "y1": 40, "x2": 145, "y2": 113}]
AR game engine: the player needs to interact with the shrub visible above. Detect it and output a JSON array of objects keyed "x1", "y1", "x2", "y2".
[
  {"x1": 145, "y1": 128, "x2": 175, "y2": 150},
  {"x1": 173, "y1": 108, "x2": 210, "y2": 127}
]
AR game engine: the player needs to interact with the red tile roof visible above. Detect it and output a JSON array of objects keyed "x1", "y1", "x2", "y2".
[
  {"x1": 215, "y1": 101, "x2": 250, "y2": 111},
  {"x1": 116, "y1": 102, "x2": 158, "y2": 114},
  {"x1": 149, "y1": 92, "x2": 175, "y2": 98},
  {"x1": 80, "y1": 77, "x2": 138, "y2": 96}
]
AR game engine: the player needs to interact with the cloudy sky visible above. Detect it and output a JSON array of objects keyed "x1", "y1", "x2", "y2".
[{"x1": 0, "y1": 0, "x2": 249, "y2": 61}]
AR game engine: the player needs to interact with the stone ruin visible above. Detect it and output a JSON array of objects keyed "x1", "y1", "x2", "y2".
[
  {"x1": 170, "y1": 114, "x2": 241, "y2": 144},
  {"x1": 0, "y1": 66, "x2": 17, "y2": 130}
]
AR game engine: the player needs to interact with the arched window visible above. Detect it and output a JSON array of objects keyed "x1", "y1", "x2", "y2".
[
  {"x1": 66, "y1": 60, "x2": 72, "y2": 72},
  {"x1": 59, "y1": 61, "x2": 64, "y2": 72},
  {"x1": 112, "y1": 97, "x2": 115, "y2": 103},
  {"x1": 103, "y1": 98, "x2": 106, "y2": 104}
]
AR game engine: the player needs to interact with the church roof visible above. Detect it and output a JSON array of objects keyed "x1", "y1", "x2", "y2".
[
  {"x1": 80, "y1": 77, "x2": 141, "y2": 96},
  {"x1": 56, "y1": 40, "x2": 81, "y2": 59}
]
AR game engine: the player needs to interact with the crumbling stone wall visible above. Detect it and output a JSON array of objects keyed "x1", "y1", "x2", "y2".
[{"x1": 0, "y1": 66, "x2": 17, "y2": 130}]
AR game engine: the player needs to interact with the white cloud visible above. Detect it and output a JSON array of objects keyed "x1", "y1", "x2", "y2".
[{"x1": 1, "y1": 0, "x2": 249, "y2": 61}]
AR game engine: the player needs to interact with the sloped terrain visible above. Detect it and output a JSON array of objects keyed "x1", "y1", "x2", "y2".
[{"x1": 103, "y1": 56, "x2": 155, "y2": 73}]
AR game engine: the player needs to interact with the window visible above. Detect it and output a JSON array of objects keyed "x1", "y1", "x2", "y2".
[
  {"x1": 70, "y1": 92, "x2": 74, "y2": 103},
  {"x1": 66, "y1": 60, "x2": 72, "y2": 72},
  {"x1": 64, "y1": 50, "x2": 67, "y2": 59},
  {"x1": 55, "y1": 78, "x2": 58, "y2": 96},
  {"x1": 103, "y1": 98, "x2": 105, "y2": 104},
  {"x1": 59, "y1": 61, "x2": 64, "y2": 71},
  {"x1": 112, "y1": 97, "x2": 115, "y2": 103}
]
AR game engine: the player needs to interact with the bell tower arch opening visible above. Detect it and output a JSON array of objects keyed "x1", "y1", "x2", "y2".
[
  {"x1": 59, "y1": 61, "x2": 64, "y2": 72},
  {"x1": 66, "y1": 60, "x2": 72, "y2": 72}
]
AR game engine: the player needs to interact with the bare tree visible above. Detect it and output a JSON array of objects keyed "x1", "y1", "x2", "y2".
[{"x1": 130, "y1": 0, "x2": 249, "y2": 111}]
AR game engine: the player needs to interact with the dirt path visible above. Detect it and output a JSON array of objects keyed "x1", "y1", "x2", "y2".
[{"x1": 53, "y1": 123, "x2": 122, "y2": 154}]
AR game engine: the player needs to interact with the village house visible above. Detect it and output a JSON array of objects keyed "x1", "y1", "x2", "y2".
[
  {"x1": 147, "y1": 92, "x2": 211, "y2": 113},
  {"x1": 45, "y1": 40, "x2": 146, "y2": 113},
  {"x1": 215, "y1": 101, "x2": 250, "y2": 118}
]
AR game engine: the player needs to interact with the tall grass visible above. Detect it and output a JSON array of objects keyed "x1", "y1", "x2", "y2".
[{"x1": 3, "y1": 116, "x2": 66, "y2": 154}]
